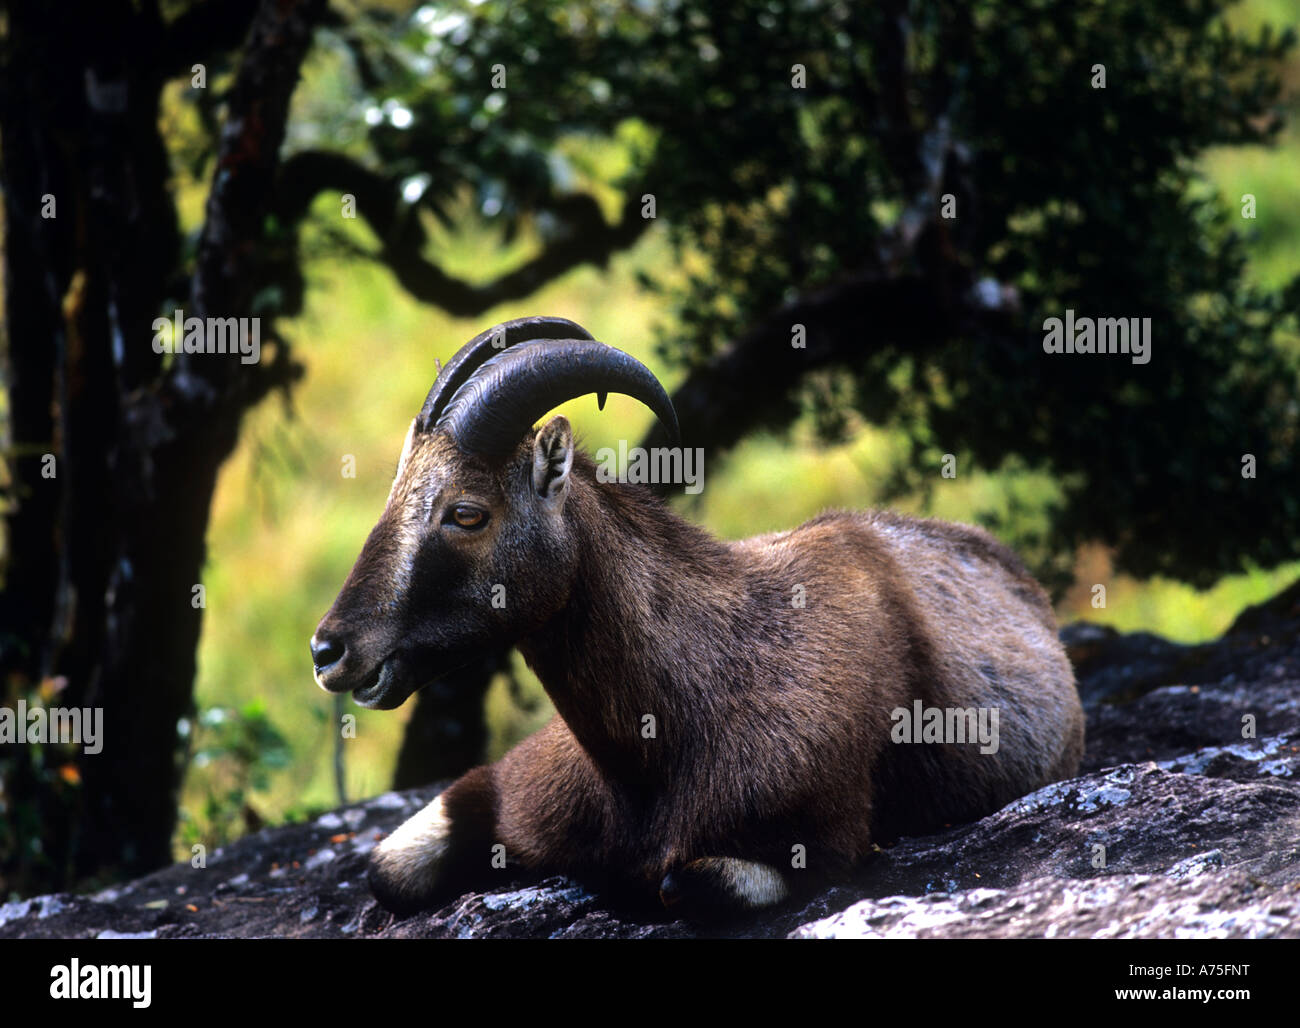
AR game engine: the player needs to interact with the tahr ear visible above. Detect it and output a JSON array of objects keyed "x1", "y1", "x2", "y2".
[{"x1": 532, "y1": 415, "x2": 574, "y2": 504}]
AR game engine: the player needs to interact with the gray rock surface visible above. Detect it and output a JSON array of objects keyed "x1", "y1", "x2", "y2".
[{"x1": 4, "y1": 580, "x2": 1298, "y2": 939}]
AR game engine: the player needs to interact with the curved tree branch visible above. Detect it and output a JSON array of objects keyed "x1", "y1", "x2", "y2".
[
  {"x1": 640, "y1": 107, "x2": 992, "y2": 483},
  {"x1": 274, "y1": 149, "x2": 651, "y2": 318}
]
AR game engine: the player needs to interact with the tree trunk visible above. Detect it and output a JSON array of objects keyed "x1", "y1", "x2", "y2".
[{"x1": 0, "y1": 0, "x2": 321, "y2": 892}]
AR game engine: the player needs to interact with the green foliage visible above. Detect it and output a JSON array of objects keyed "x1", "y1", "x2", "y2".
[
  {"x1": 318, "y1": 0, "x2": 1300, "y2": 587},
  {"x1": 176, "y1": 701, "x2": 291, "y2": 850}
]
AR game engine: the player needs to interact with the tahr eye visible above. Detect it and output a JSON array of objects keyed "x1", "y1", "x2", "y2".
[{"x1": 447, "y1": 504, "x2": 487, "y2": 529}]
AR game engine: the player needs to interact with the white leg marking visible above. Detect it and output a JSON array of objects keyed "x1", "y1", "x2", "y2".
[
  {"x1": 372, "y1": 794, "x2": 452, "y2": 893},
  {"x1": 705, "y1": 857, "x2": 789, "y2": 907}
]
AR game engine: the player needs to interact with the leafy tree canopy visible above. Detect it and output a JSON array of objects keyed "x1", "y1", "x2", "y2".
[{"x1": 260, "y1": 0, "x2": 1300, "y2": 589}]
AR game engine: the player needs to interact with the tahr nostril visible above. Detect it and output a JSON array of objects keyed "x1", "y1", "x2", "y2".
[{"x1": 310, "y1": 634, "x2": 346, "y2": 671}]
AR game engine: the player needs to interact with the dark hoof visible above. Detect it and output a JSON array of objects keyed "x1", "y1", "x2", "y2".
[{"x1": 658, "y1": 870, "x2": 683, "y2": 908}]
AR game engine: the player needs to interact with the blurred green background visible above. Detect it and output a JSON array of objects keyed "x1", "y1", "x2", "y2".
[{"x1": 172, "y1": 0, "x2": 1300, "y2": 855}]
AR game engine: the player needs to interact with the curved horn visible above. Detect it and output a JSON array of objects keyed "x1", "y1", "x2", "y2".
[
  {"x1": 436, "y1": 338, "x2": 681, "y2": 457},
  {"x1": 416, "y1": 316, "x2": 594, "y2": 431}
]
